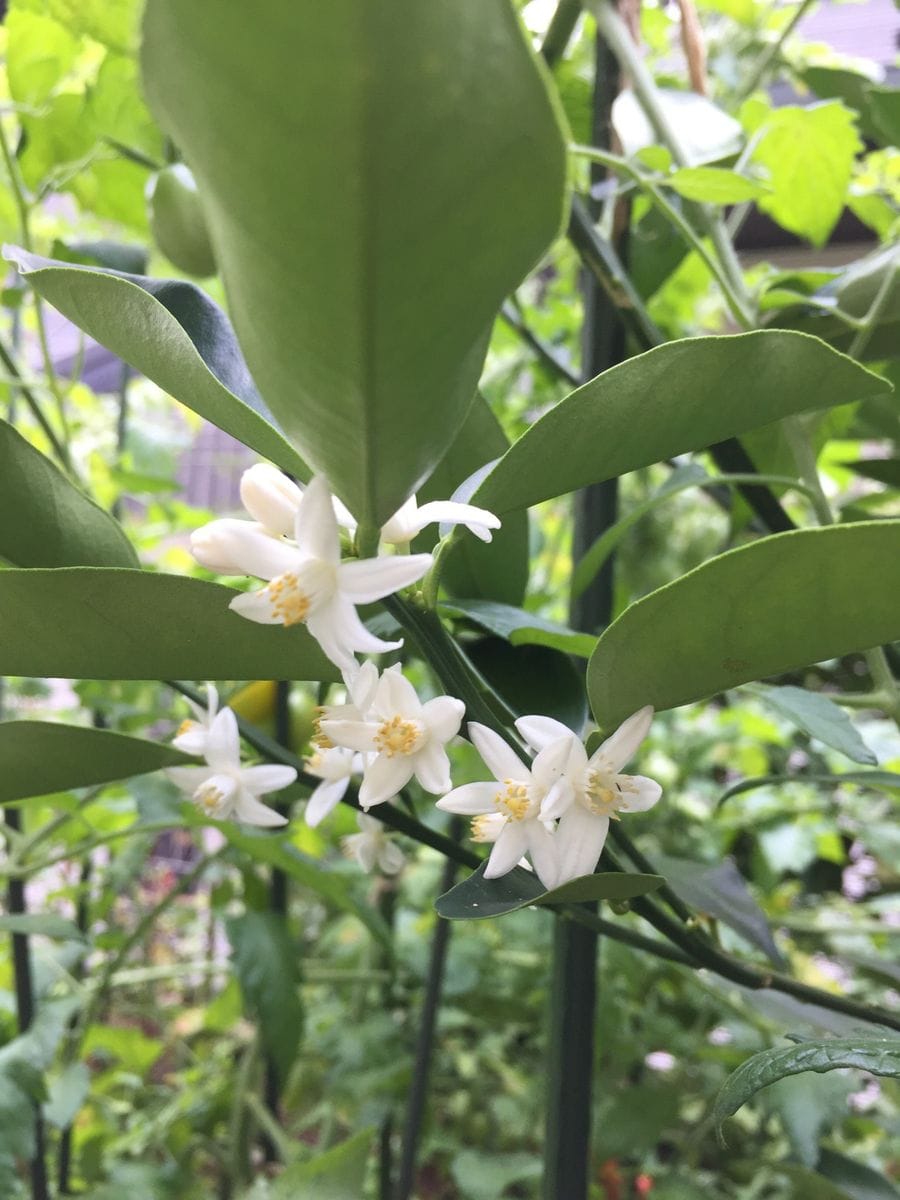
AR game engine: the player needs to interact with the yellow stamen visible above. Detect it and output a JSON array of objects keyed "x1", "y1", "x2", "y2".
[
  {"x1": 177, "y1": 719, "x2": 197, "y2": 737},
  {"x1": 311, "y1": 714, "x2": 334, "y2": 750},
  {"x1": 195, "y1": 783, "x2": 225, "y2": 813},
  {"x1": 584, "y1": 769, "x2": 623, "y2": 819},
  {"x1": 268, "y1": 572, "x2": 311, "y2": 627},
  {"x1": 471, "y1": 814, "x2": 501, "y2": 843},
  {"x1": 494, "y1": 780, "x2": 530, "y2": 821},
  {"x1": 374, "y1": 715, "x2": 421, "y2": 757}
]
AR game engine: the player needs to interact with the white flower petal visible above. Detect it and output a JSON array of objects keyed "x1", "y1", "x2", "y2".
[
  {"x1": 422, "y1": 695, "x2": 465, "y2": 743},
  {"x1": 539, "y1": 775, "x2": 575, "y2": 821},
  {"x1": 359, "y1": 754, "x2": 415, "y2": 808},
  {"x1": 379, "y1": 496, "x2": 420, "y2": 545},
  {"x1": 378, "y1": 840, "x2": 406, "y2": 875},
  {"x1": 294, "y1": 474, "x2": 341, "y2": 564},
  {"x1": 229, "y1": 587, "x2": 282, "y2": 625},
  {"x1": 192, "y1": 519, "x2": 296, "y2": 579},
  {"x1": 531, "y1": 735, "x2": 576, "y2": 790},
  {"x1": 616, "y1": 775, "x2": 662, "y2": 813},
  {"x1": 525, "y1": 822, "x2": 560, "y2": 891},
  {"x1": 435, "y1": 781, "x2": 498, "y2": 815},
  {"x1": 349, "y1": 831, "x2": 379, "y2": 873},
  {"x1": 240, "y1": 463, "x2": 303, "y2": 536},
  {"x1": 515, "y1": 714, "x2": 574, "y2": 753},
  {"x1": 555, "y1": 807, "x2": 610, "y2": 885},
  {"x1": 467, "y1": 723, "x2": 529, "y2": 784},
  {"x1": 415, "y1": 499, "x2": 501, "y2": 542},
  {"x1": 305, "y1": 777, "x2": 349, "y2": 827},
  {"x1": 413, "y1": 742, "x2": 452, "y2": 795},
  {"x1": 167, "y1": 766, "x2": 213, "y2": 795},
  {"x1": 239, "y1": 763, "x2": 297, "y2": 795},
  {"x1": 484, "y1": 822, "x2": 529, "y2": 878},
  {"x1": 331, "y1": 494, "x2": 357, "y2": 532},
  {"x1": 312, "y1": 598, "x2": 402, "y2": 658},
  {"x1": 206, "y1": 707, "x2": 241, "y2": 771},
  {"x1": 172, "y1": 725, "x2": 208, "y2": 756},
  {"x1": 234, "y1": 789, "x2": 289, "y2": 827},
  {"x1": 317, "y1": 718, "x2": 378, "y2": 754},
  {"x1": 374, "y1": 664, "x2": 422, "y2": 719},
  {"x1": 593, "y1": 706, "x2": 654, "y2": 774},
  {"x1": 337, "y1": 553, "x2": 432, "y2": 604}
]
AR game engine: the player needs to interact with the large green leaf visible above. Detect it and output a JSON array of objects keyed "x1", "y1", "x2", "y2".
[
  {"x1": 141, "y1": 0, "x2": 568, "y2": 528},
  {"x1": 749, "y1": 684, "x2": 877, "y2": 766},
  {"x1": 4, "y1": 249, "x2": 308, "y2": 479},
  {"x1": 0, "y1": 419, "x2": 137, "y2": 569},
  {"x1": 436, "y1": 862, "x2": 663, "y2": 920},
  {"x1": 713, "y1": 1037, "x2": 900, "y2": 1136},
  {"x1": 0, "y1": 720, "x2": 189, "y2": 804},
  {"x1": 0, "y1": 568, "x2": 338, "y2": 681},
  {"x1": 474, "y1": 332, "x2": 885, "y2": 514},
  {"x1": 588, "y1": 522, "x2": 900, "y2": 729}
]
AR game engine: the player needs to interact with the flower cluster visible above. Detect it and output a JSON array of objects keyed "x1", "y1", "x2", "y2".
[{"x1": 168, "y1": 685, "x2": 297, "y2": 825}]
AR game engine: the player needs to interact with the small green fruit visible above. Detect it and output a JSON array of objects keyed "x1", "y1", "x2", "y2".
[{"x1": 146, "y1": 163, "x2": 216, "y2": 278}]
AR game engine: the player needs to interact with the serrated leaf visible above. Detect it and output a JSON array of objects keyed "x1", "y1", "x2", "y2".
[
  {"x1": 226, "y1": 911, "x2": 303, "y2": 1088},
  {"x1": 588, "y1": 522, "x2": 900, "y2": 729},
  {"x1": 0, "y1": 569, "x2": 338, "y2": 682},
  {"x1": 0, "y1": 420, "x2": 138, "y2": 569},
  {"x1": 141, "y1": 0, "x2": 567, "y2": 528},
  {"x1": 473, "y1": 332, "x2": 885, "y2": 514},
  {"x1": 436, "y1": 861, "x2": 663, "y2": 920},
  {"x1": 713, "y1": 1037, "x2": 900, "y2": 1136},
  {"x1": 0, "y1": 914, "x2": 85, "y2": 941},
  {"x1": 750, "y1": 684, "x2": 877, "y2": 765},
  {"x1": 751, "y1": 102, "x2": 862, "y2": 247},
  {"x1": 4, "y1": 250, "x2": 307, "y2": 480},
  {"x1": 0, "y1": 721, "x2": 189, "y2": 803},
  {"x1": 442, "y1": 599, "x2": 597, "y2": 658},
  {"x1": 665, "y1": 166, "x2": 767, "y2": 204}
]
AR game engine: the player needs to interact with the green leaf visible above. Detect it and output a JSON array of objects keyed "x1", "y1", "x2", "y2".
[
  {"x1": 6, "y1": 8, "x2": 79, "y2": 105},
  {"x1": 226, "y1": 911, "x2": 303, "y2": 1088},
  {"x1": 0, "y1": 420, "x2": 138, "y2": 569},
  {"x1": 442, "y1": 599, "x2": 597, "y2": 658},
  {"x1": 436, "y1": 862, "x2": 663, "y2": 920},
  {"x1": 467, "y1": 637, "x2": 588, "y2": 733},
  {"x1": 43, "y1": 1062, "x2": 90, "y2": 1130},
  {"x1": 4, "y1": 250, "x2": 307, "y2": 480},
  {"x1": 473, "y1": 332, "x2": 885, "y2": 514},
  {"x1": 418, "y1": 397, "x2": 529, "y2": 606},
  {"x1": 665, "y1": 167, "x2": 767, "y2": 204},
  {"x1": 718, "y1": 770, "x2": 900, "y2": 805},
  {"x1": 843, "y1": 458, "x2": 900, "y2": 489},
  {"x1": 713, "y1": 1036, "x2": 900, "y2": 1137},
  {"x1": 29, "y1": 0, "x2": 141, "y2": 54},
  {"x1": 140, "y1": 0, "x2": 568, "y2": 527},
  {"x1": 750, "y1": 684, "x2": 877, "y2": 766},
  {"x1": 0, "y1": 914, "x2": 85, "y2": 941},
  {"x1": 0, "y1": 720, "x2": 189, "y2": 804},
  {"x1": 764, "y1": 1072, "x2": 852, "y2": 1169},
  {"x1": 0, "y1": 568, "x2": 339, "y2": 682},
  {"x1": 867, "y1": 86, "x2": 900, "y2": 149},
  {"x1": 267, "y1": 1128, "x2": 374, "y2": 1200},
  {"x1": 450, "y1": 1151, "x2": 541, "y2": 1200},
  {"x1": 82, "y1": 1024, "x2": 162, "y2": 1076},
  {"x1": 653, "y1": 854, "x2": 784, "y2": 967},
  {"x1": 588, "y1": 522, "x2": 900, "y2": 729},
  {"x1": 750, "y1": 103, "x2": 862, "y2": 247},
  {"x1": 817, "y1": 1148, "x2": 900, "y2": 1200}
]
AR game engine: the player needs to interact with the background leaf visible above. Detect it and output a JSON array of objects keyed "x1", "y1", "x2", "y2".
[
  {"x1": 665, "y1": 167, "x2": 768, "y2": 204},
  {"x1": 0, "y1": 419, "x2": 138, "y2": 569},
  {"x1": 0, "y1": 569, "x2": 338, "y2": 681},
  {"x1": 0, "y1": 721, "x2": 189, "y2": 803},
  {"x1": 0, "y1": 914, "x2": 85, "y2": 940},
  {"x1": 588, "y1": 522, "x2": 900, "y2": 729},
  {"x1": 474, "y1": 332, "x2": 885, "y2": 514},
  {"x1": 141, "y1": 0, "x2": 567, "y2": 526},
  {"x1": 443, "y1": 599, "x2": 597, "y2": 658},
  {"x1": 750, "y1": 684, "x2": 877, "y2": 765},
  {"x1": 436, "y1": 862, "x2": 663, "y2": 920}
]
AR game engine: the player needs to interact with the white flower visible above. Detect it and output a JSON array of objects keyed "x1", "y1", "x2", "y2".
[
  {"x1": 517, "y1": 706, "x2": 662, "y2": 884},
  {"x1": 436, "y1": 723, "x2": 572, "y2": 889},
  {"x1": 191, "y1": 475, "x2": 432, "y2": 672},
  {"x1": 370, "y1": 494, "x2": 501, "y2": 549},
  {"x1": 319, "y1": 660, "x2": 380, "y2": 726},
  {"x1": 172, "y1": 682, "x2": 219, "y2": 756},
  {"x1": 239, "y1": 463, "x2": 304, "y2": 537},
  {"x1": 168, "y1": 706, "x2": 296, "y2": 827},
  {"x1": 304, "y1": 745, "x2": 363, "y2": 827},
  {"x1": 320, "y1": 665, "x2": 465, "y2": 809},
  {"x1": 342, "y1": 813, "x2": 406, "y2": 875}
]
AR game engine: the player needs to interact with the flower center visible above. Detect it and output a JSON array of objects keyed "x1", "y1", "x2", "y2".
[
  {"x1": 584, "y1": 768, "x2": 622, "y2": 819},
  {"x1": 267, "y1": 572, "x2": 313, "y2": 627},
  {"x1": 177, "y1": 718, "x2": 197, "y2": 737},
  {"x1": 494, "y1": 780, "x2": 531, "y2": 821},
  {"x1": 374, "y1": 715, "x2": 422, "y2": 757},
  {"x1": 194, "y1": 782, "x2": 226, "y2": 813}
]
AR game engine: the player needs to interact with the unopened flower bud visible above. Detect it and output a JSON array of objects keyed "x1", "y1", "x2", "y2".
[{"x1": 239, "y1": 463, "x2": 302, "y2": 536}]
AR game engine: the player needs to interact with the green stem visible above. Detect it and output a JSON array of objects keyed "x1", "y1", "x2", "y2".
[
  {"x1": 541, "y1": 0, "x2": 583, "y2": 67},
  {"x1": 500, "y1": 298, "x2": 581, "y2": 388},
  {"x1": 0, "y1": 331, "x2": 72, "y2": 471},
  {"x1": 848, "y1": 259, "x2": 899, "y2": 362}
]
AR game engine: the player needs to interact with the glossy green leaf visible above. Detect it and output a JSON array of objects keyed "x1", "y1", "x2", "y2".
[
  {"x1": 0, "y1": 420, "x2": 138, "y2": 569},
  {"x1": 713, "y1": 1037, "x2": 900, "y2": 1136},
  {"x1": 141, "y1": 0, "x2": 567, "y2": 527},
  {"x1": 665, "y1": 167, "x2": 768, "y2": 204},
  {"x1": 268, "y1": 1128, "x2": 373, "y2": 1200},
  {"x1": 4, "y1": 249, "x2": 307, "y2": 479},
  {"x1": 436, "y1": 862, "x2": 663, "y2": 920},
  {"x1": 226, "y1": 911, "x2": 303, "y2": 1087},
  {"x1": 467, "y1": 637, "x2": 588, "y2": 733},
  {"x1": 843, "y1": 458, "x2": 900, "y2": 489},
  {"x1": 0, "y1": 914, "x2": 85, "y2": 941},
  {"x1": 750, "y1": 684, "x2": 877, "y2": 765},
  {"x1": 418, "y1": 397, "x2": 529, "y2": 605},
  {"x1": 443, "y1": 599, "x2": 596, "y2": 658},
  {"x1": 750, "y1": 103, "x2": 862, "y2": 247},
  {"x1": 0, "y1": 720, "x2": 189, "y2": 804},
  {"x1": 0, "y1": 569, "x2": 338, "y2": 682},
  {"x1": 588, "y1": 522, "x2": 900, "y2": 729},
  {"x1": 474, "y1": 332, "x2": 885, "y2": 514}
]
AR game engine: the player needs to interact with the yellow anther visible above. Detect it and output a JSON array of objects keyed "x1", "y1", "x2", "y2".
[
  {"x1": 494, "y1": 780, "x2": 531, "y2": 821},
  {"x1": 374, "y1": 715, "x2": 421, "y2": 757},
  {"x1": 584, "y1": 769, "x2": 622, "y2": 818},
  {"x1": 471, "y1": 814, "x2": 501, "y2": 843},
  {"x1": 311, "y1": 716, "x2": 334, "y2": 750},
  {"x1": 177, "y1": 719, "x2": 197, "y2": 737},
  {"x1": 195, "y1": 783, "x2": 225, "y2": 813},
  {"x1": 268, "y1": 572, "x2": 311, "y2": 627}
]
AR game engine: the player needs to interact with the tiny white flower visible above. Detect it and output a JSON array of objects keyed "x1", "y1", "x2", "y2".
[
  {"x1": 342, "y1": 813, "x2": 406, "y2": 875},
  {"x1": 304, "y1": 745, "x2": 363, "y2": 827},
  {"x1": 320, "y1": 665, "x2": 465, "y2": 809},
  {"x1": 436, "y1": 723, "x2": 572, "y2": 889},
  {"x1": 191, "y1": 475, "x2": 433, "y2": 672},
  {"x1": 168, "y1": 706, "x2": 296, "y2": 827},
  {"x1": 516, "y1": 706, "x2": 661, "y2": 884},
  {"x1": 172, "y1": 682, "x2": 219, "y2": 756}
]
